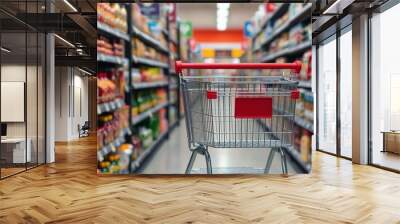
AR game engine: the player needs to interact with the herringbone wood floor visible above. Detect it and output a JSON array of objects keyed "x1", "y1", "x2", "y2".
[{"x1": 1, "y1": 135, "x2": 400, "y2": 224}]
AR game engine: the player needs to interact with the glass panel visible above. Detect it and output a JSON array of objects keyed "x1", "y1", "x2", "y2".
[
  {"x1": 371, "y1": 3, "x2": 400, "y2": 171},
  {"x1": 317, "y1": 37, "x2": 337, "y2": 154},
  {"x1": 38, "y1": 32, "x2": 45, "y2": 165},
  {"x1": 0, "y1": 30, "x2": 27, "y2": 177},
  {"x1": 27, "y1": 31, "x2": 38, "y2": 169},
  {"x1": 340, "y1": 29, "x2": 352, "y2": 158}
]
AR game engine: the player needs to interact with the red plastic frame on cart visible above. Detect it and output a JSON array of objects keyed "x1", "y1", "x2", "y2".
[
  {"x1": 175, "y1": 61, "x2": 302, "y2": 74},
  {"x1": 291, "y1": 89, "x2": 300, "y2": 99},
  {"x1": 234, "y1": 97, "x2": 273, "y2": 119},
  {"x1": 207, "y1": 90, "x2": 217, "y2": 99}
]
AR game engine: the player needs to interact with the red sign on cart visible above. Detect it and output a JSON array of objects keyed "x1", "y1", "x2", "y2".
[
  {"x1": 234, "y1": 97, "x2": 273, "y2": 119},
  {"x1": 207, "y1": 90, "x2": 217, "y2": 99}
]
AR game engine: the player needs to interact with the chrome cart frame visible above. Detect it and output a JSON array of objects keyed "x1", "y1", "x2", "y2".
[{"x1": 176, "y1": 61, "x2": 301, "y2": 174}]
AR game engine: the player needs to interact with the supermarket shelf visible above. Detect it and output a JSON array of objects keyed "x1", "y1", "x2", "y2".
[
  {"x1": 132, "y1": 26, "x2": 169, "y2": 54},
  {"x1": 272, "y1": 106, "x2": 313, "y2": 133},
  {"x1": 97, "y1": 98, "x2": 125, "y2": 114},
  {"x1": 253, "y1": 4, "x2": 312, "y2": 52},
  {"x1": 169, "y1": 83, "x2": 178, "y2": 89},
  {"x1": 169, "y1": 119, "x2": 179, "y2": 131},
  {"x1": 97, "y1": 21, "x2": 129, "y2": 41},
  {"x1": 169, "y1": 69, "x2": 176, "y2": 74},
  {"x1": 132, "y1": 81, "x2": 169, "y2": 89},
  {"x1": 261, "y1": 41, "x2": 311, "y2": 62},
  {"x1": 131, "y1": 131, "x2": 168, "y2": 172},
  {"x1": 97, "y1": 127, "x2": 132, "y2": 161},
  {"x1": 132, "y1": 56, "x2": 169, "y2": 68},
  {"x1": 97, "y1": 53, "x2": 128, "y2": 66},
  {"x1": 298, "y1": 80, "x2": 312, "y2": 89},
  {"x1": 284, "y1": 146, "x2": 311, "y2": 173},
  {"x1": 253, "y1": 3, "x2": 289, "y2": 39},
  {"x1": 170, "y1": 38, "x2": 178, "y2": 46},
  {"x1": 162, "y1": 28, "x2": 169, "y2": 37},
  {"x1": 256, "y1": 120, "x2": 310, "y2": 173},
  {"x1": 132, "y1": 102, "x2": 169, "y2": 125},
  {"x1": 294, "y1": 117, "x2": 314, "y2": 133}
]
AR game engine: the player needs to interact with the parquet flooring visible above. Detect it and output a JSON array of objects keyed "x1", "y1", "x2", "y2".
[{"x1": 1, "y1": 135, "x2": 400, "y2": 223}]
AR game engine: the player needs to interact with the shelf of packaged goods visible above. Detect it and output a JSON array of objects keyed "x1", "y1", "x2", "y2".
[
  {"x1": 97, "y1": 53, "x2": 128, "y2": 66},
  {"x1": 169, "y1": 83, "x2": 178, "y2": 90},
  {"x1": 130, "y1": 130, "x2": 168, "y2": 172},
  {"x1": 261, "y1": 41, "x2": 311, "y2": 62},
  {"x1": 271, "y1": 107, "x2": 313, "y2": 133},
  {"x1": 132, "y1": 26, "x2": 169, "y2": 54},
  {"x1": 294, "y1": 117, "x2": 314, "y2": 133},
  {"x1": 253, "y1": 3, "x2": 289, "y2": 39},
  {"x1": 97, "y1": 98, "x2": 125, "y2": 115},
  {"x1": 284, "y1": 145, "x2": 311, "y2": 173},
  {"x1": 169, "y1": 119, "x2": 179, "y2": 130},
  {"x1": 256, "y1": 120, "x2": 310, "y2": 173},
  {"x1": 170, "y1": 53, "x2": 178, "y2": 60},
  {"x1": 169, "y1": 100, "x2": 177, "y2": 106},
  {"x1": 253, "y1": 4, "x2": 312, "y2": 52},
  {"x1": 132, "y1": 81, "x2": 169, "y2": 90},
  {"x1": 97, "y1": 127, "x2": 132, "y2": 162},
  {"x1": 169, "y1": 69, "x2": 176, "y2": 74},
  {"x1": 298, "y1": 80, "x2": 312, "y2": 89},
  {"x1": 131, "y1": 102, "x2": 169, "y2": 125},
  {"x1": 162, "y1": 28, "x2": 169, "y2": 37},
  {"x1": 170, "y1": 38, "x2": 178, "y2": 46},
  {"x1": 97, "y1": 21, "x2": 129, "y2": 41},
  {"x1": 132, "y1": 56, "x2": 169, "y2": 69}
]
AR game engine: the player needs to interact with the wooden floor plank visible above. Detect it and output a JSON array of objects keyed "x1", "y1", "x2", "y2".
[{"x1": 0, "y1": 135, "x2": 399, "y2": 223}]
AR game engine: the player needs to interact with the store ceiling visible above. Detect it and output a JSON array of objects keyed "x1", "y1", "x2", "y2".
[{"x1": 177, "y1": 3, "x2": 260, "y2": 29}]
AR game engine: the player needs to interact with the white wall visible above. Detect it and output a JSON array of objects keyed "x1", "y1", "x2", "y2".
[{"x1": 54, "y1": 67, "x2": 89, "y2": 141}]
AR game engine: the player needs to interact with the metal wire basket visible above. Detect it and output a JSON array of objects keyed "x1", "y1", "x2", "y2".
[{"x1": 176, "y1": 61, "x2": 302, "y2": 174}]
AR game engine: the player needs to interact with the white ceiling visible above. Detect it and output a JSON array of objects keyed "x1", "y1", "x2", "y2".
[{"x1": 177, "y1": 3, "x2": 260, "y2": 29}]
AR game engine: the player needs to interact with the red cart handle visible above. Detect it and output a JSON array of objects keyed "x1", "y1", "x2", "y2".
[{"x1": 175, "y1": 60, "x2": 302, "y2": 74}]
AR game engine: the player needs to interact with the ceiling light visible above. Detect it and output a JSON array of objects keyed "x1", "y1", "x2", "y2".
[
  {"x1": 216, "y1": 3, "x2": 230, "y2": 31},
  {"x1": 217, "y1": 3, "x2": 230, "y2": 10},
  {"x1": 217, "y1": 9, "x2": 229, "y2": 18},
  {"x1": 1, "y1": 47, "x2": 11, "y2": 53},
  {"x1": 63, "y1": 0, "x2": 78, "y2": 12},
  {"x1": 218, "y1": 15, "x2": 228, "y2": 23},
  {"x1": 54, "y1": 34, "x2": 75, "y2": 48},
  {"x1": 217, "y1": 23, "x2": 227, "y2": 31}
]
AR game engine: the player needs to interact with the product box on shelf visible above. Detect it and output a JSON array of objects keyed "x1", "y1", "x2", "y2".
[{"x1": 97, "y1": 3, "x2": 128, "y2": 33}]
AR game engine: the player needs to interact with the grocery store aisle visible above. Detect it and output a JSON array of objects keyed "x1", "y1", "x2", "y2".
[
  {"x1": 141, "y1": 122, "x2": 303, "y2": 174},
  {"x1": 1, "y1": 135, "x2": 400, "y2": 223}
]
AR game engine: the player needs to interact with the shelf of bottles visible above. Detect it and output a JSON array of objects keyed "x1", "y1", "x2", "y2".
[{"x1": 97, "y1": 3, "x2": 181, "y2": 174}]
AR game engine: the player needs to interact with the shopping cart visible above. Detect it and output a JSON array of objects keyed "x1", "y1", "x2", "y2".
[{"x1": 176, "y1": 61, "x2": 302, "y2": 174}]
